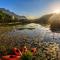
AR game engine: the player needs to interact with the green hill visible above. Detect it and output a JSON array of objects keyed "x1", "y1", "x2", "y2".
[{"x1": 35, "y1": 14, "x2": 53, "y2": 26}]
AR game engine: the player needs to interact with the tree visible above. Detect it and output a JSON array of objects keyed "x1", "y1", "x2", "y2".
[{"x1": 50, "y1": 14, "x2": 60, "y2": 32}]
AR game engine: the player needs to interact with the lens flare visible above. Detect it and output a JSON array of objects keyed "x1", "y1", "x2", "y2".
[{"x1": 53, "y1": 9, "x2": 60, "y2": 14}]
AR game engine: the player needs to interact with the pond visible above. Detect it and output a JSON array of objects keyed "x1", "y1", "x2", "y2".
[{"x1": 0, "y1": 23, "x2": 60, "y2": 48}]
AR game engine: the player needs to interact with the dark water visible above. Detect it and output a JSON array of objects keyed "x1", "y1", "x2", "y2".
[{"x1": 0, "y1": 23, "x2": 60, "y2": 47}]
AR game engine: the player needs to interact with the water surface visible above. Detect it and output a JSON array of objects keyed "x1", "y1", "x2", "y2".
[{"x1": 0, "y1": 23, "x2": 60, "y2": 47}]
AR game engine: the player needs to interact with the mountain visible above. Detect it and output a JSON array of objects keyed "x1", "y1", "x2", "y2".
[
  {"x1": 34, "y1": 13, "x2": 60, "y2": 32},
  {"x1": 0, "y1": 8, "x2": 26, "y2": 20},
  {"x1": 35, "y1": 13, "x2": 53, "y2": 26},
  {"x1": 49, "y1": 14, "x2": 60, "y2": 32}
]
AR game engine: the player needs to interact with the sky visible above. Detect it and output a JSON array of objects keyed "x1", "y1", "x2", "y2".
[{"x1": 0, "y1": 0, "x2": 60, "y2": 17}]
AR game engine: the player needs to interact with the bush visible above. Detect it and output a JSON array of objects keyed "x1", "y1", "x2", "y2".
[{"x1": 21, "y1": 51, "x2": 33, "y2": 60}]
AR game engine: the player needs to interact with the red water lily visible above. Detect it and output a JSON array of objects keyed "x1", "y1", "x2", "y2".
[
  {"x1": 23, "y1": 46, "x2": 28, "y2": 52},
  {"x1": 12, "y1": 48, "x2": 22, "y2": 56},
  {"x1": 2, "y1": 55, "x2": 21, "y2": 60},
  {"x1": 31, "y1": 48, "x2": 37, "y2": 55},
  {"x1": 0, "y1": 46, "x2": 36, "y2": 60},
  {"x1": 2, "y1": 55, "x2": 10, "y2": 60}
]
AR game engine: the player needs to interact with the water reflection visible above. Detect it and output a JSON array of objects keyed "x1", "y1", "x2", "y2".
[{"x1": 0, "y1": 23, "x2": 60, "y2": 45}]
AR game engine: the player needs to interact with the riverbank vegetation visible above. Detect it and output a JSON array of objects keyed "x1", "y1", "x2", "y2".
[{"x1": 0, "y1": 42, "x2": 60, "y2": 60}]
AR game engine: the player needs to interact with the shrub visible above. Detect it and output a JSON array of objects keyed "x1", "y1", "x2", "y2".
[{"x1": 21, "y1": 51, "x2": 33, "y2": 60}]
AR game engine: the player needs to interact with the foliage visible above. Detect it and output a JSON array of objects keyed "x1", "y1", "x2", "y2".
[
  {"x1": 50, "y1": 20, "x2": 60, "y2": 32},
  {"x1": 21, "y1": 51, "x2": 33, "y2": 60},
  {"x1": 0, "y1": 46, "x2": 7, "y2": 56},
  {"x1": 34, "y1": 42, "x2": 59, "y2": 60}
]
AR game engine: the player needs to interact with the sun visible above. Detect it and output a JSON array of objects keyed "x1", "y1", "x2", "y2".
[
  {"x1": 52, "y1": 9, "x2": 60, "y2": 14},
  {"x1": 49, "y1": 3, "x2": 60, "y2": 14}
]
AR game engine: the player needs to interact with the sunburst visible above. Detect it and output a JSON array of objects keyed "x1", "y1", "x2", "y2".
[{"x1": 53, "y1": 9, "x2": 60, "y2": 14}]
